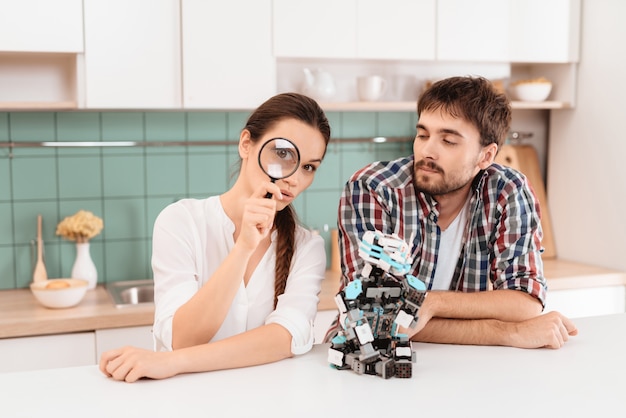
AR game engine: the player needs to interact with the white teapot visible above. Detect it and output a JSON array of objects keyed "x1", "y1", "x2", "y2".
[{"x1": 302, "y1": 68, "x2": 336, "y2": 101}]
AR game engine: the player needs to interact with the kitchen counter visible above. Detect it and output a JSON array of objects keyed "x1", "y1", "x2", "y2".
[
  {"x1": 1, "y1": 313, "x2": 624, "y2": 417},
  {"x1": 0, "y1": 270, "x2": 339, "y2": 340},
  {"x1": 1, "y1": 260, "x2": 624, "y2": 340},
  {"x1": 0, "y1": 285, "x2": 154, "y2": 339}
]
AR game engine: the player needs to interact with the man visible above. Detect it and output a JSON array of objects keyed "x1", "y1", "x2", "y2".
[{"x1": 330, "y1": 76, "x2": 577, "y2": 349}]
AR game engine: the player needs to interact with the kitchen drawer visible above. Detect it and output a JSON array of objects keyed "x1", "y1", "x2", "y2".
[{"x1": 0, "y1": 332, "x2": 96, "y2": 373}]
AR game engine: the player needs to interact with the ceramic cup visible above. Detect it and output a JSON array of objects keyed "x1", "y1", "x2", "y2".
[{"x1": 357, "y1": 75, "x2": 387, "y2": 101}]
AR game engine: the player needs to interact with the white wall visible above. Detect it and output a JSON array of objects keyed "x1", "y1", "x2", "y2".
[{"x1": 548, "y1": 0, "x2": 626, "y2": 270}]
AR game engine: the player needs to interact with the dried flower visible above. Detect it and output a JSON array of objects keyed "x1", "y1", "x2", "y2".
[{"x1": 56, "y1": 210, "x2": 104, "y2": 243}]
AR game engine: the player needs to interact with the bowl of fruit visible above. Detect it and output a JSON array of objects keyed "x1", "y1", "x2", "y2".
[
  {"x1": 511, "y1": 77, "x2": 552, "y2": 102},
  {"x1": 30, "y1": 278, "x2": 89, "y2": 309}
]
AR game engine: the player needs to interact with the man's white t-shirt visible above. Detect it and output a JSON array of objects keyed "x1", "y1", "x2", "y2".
[{"x1": 431, "y1": 198, "x2": 471, "y2": 290}]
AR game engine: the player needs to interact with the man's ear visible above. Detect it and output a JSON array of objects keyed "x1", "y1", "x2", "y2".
[
  {"x1": 238, "y1": 129, "x2": 252, "y2": 159},
  {"x1": 478, "y1": 143, "x2": 498, "y2": 169}
]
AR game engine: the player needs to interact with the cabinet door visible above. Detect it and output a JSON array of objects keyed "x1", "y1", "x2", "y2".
[
  {"x1": 545, "y1": 286, "x2": 626, "y2": 319},
  {"x1": 95, "y1": 326, "x2": 154, "y2": 360},
  {"x1": 83, "y1": 0, "x2": 181, "y2": 108},
  {"x1": 0, "y1": 332, "x2": 95, "y2": 373},
  {"x1": 314, "y1": 310, "x2": 338, "y2": 344},
  {"x1": 437, "y1": 0, "x2": 510, "y2": 62},
  {"x1": 273, "y1": 0, "x2": 357, "y2": 58},
  {"x1": 509, "y1": 0, "x2": 581, "y2": 63},
  {"x1": 182, "y1": 0, "x2": 275, "y2": 109},
  {"x1": 356, "y1": 0, "x2": 435, "y2": 60},
  {"x1": 0, "y1": 0, "x2": 83, "y2": 53}
]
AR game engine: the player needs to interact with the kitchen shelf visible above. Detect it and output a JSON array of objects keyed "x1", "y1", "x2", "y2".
[
  {"x1": 0, "y1": 53, "x2": 79, "y2": 110},
  {"x1": 319, "y1": 101, "x2": 417, "y2": 112},
  {"x1": 318, "y1": 100, "x2": 572, "y2": 112},
  {"x1": 511, "y1": 100, "x2": 572, "y2": 110},
  {"x1": 0, "y1": 101, "x2": 572, "y2": 112},
  {"x1": 0, "y1": 101, "x2": 77, "y2": 110}
]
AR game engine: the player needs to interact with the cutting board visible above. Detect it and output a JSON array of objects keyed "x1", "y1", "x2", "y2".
[{"x1": 495, "y1": 144, "x2": 556, "y2": 259}]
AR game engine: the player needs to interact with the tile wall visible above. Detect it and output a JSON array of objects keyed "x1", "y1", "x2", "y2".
[{"x1": 0, "y1": 110, "x2": 416, "y2": 289}]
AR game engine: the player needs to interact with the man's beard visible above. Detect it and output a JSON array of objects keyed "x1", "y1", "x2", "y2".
[{"x1": 413, "y1": 160, "x2": 472, "y2": 196}]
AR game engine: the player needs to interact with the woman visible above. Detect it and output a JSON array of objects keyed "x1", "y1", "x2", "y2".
[{"x1": 100, "y1": 93, "x2": 331, "y2": 382}]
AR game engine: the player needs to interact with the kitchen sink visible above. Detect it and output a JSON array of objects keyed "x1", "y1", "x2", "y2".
[{"x1": 106, "y1": 279, "x2": 154, "y2": 308}]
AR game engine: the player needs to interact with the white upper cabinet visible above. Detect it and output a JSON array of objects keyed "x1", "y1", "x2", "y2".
[
  {"x1": 509, "y1": 0, "x2": 581, "y2": 63},
  {"x1": 0, "y1": 0, "x2": 83, "y2": 53},
  {"x1": 438, "y1": 0, "x2": 581, "y2": 63},
  {"x1": 273, "y1": 0, "x2": 357, "y2": 59},
  {"x1": 437, "y1": 0, "x2": 510, "y2": 62},
  {"x1": 357, "y1": 0, "x2": 435, "y2": 60},
  {"x1": 82, "y1": 0, "x2": 181, "y2": 108},
  {"x1": 182, "y1": 0, "x2": 275, "y2": 109},
  {"x1": 273, "y1": 0, "x2": 435, "y2": 61}
]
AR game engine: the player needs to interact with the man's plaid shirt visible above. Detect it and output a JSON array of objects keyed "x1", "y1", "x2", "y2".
[{"x1": 336, "y1": 155, "x2": 547, "y2": 305}]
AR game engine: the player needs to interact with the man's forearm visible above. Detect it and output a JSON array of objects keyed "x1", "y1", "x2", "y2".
[
  {"x1": 411, "y1": 317, "x2": 510, "y2": 345},
  {"x1": 424, "y1": 289, "x2": 542, "y2": 323},
  {"x1": 408, "y1": 289, "x2": 543, "y2": 346}
]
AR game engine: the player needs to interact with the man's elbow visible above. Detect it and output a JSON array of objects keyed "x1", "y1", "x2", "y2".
[{"x1": 517, "y1": 292, "x2": 544, "y2": 320}]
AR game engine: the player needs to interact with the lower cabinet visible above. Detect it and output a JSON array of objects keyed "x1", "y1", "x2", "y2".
[
  {"x1": 0, "y1": 326, "x2": 154, "y2": 373},
  {"x1": 95, "y1": 325, "x2": 154, "y2": 360},
  {"x1": 0, "y1": 332, "x2": 96, "y2": 373},
  {"x1": 314, "y1": 310, "x2": 338, "y2": 344},
  {"x1": 545, "y1": 286, "x2": 626, "y2": 319}
]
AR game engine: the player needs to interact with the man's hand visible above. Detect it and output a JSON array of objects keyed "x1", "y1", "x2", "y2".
[{"x1": 508, "y1": 311, "x2": 578, "y2": 349}]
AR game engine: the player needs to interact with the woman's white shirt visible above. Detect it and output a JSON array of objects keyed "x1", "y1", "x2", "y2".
[{"x1": 151, "y1": 197, "x2": 326, "y2": 355}]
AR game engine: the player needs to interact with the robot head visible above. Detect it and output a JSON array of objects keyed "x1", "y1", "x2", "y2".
[{"x1": 358, "y1": 231, "x2": 412, "y2": 275}]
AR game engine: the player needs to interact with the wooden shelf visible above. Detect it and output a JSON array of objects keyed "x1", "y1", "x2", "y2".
[
  {"x1": 510, "y1": 100, "x2": 572, "y2": 110},
  {"x1": 0, "y1": 53, "x2": 78, "y2": 110},
  {"x1": 318, "y1": 100, "x2": 571, "y2": 112},
  {"x1": 0, "y1": 101, "x2": 77, "y2": 110}
]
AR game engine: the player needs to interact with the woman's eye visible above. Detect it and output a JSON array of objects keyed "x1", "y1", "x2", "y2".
[
  {"x1": 274, "y1": 148, "x2": 296, "y2": 161},
  {"x1": 303, "y1": 164, "x2": 317, "y2": 173}
]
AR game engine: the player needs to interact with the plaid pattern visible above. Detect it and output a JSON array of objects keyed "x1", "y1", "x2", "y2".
[{"x1": 337, "y1": 155, "x2": 547, "y2": 303}]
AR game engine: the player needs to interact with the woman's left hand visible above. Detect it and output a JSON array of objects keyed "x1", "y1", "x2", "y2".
[{"x1": 99, "y1": 346, "x2": 178, "y2": 383}]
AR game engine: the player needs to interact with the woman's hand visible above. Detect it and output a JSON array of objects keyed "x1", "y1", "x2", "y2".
[
  {"x1": 236, "y1": 182, "x2": 283, "y2": 251},
  {"x1": 99, "y1": 346, "x2": 178, "y2": 383}
]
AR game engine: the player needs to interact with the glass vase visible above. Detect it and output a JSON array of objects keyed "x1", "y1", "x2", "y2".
[{"x1": 71, "y1": 241, "x2": 98, "y2": 289}]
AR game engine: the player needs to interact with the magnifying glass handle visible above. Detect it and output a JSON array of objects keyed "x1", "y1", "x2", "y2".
[{"x1": 265, "y1": 179, "x2": 276, "y2": 199}]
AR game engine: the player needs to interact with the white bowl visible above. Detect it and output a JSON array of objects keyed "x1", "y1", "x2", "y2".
[
  {"x1": 512, "y1": 81, "x2": 552, "y2": 102},
  {"x1": 30, "y1": 279, "x2": 89, "y2": 309}
]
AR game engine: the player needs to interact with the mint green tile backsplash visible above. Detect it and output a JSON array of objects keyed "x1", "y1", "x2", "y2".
[{"x1": 0, "y1": 110, "x2": 416, "y2": 290}]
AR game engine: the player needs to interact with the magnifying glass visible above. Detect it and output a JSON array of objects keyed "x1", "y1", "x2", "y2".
[{"x1": 258, "y1": 137, "x2": 301, "y2": 198}]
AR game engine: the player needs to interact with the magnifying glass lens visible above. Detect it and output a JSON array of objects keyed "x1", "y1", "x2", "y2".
[
  {"x1": 259, "y1": 138, "x2": 300, "y2": 181},
  {"x1": 258, "y1": 138, "x2": 301, "y2": 198}
]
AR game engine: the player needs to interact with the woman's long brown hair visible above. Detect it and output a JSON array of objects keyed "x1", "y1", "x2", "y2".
[{"x1": 243, "y1": 93, "x2": 330, "y2": 307}]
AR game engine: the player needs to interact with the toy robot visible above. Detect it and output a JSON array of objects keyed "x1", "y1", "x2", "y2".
[{"x1": 327, "y1": 230, "x2": 427, "y2": 379}]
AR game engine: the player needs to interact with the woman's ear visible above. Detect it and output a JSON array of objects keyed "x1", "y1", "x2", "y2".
[
  {"x1": 478, "y1": 143, "x2": 498, "y2": 169},
  {"x1": 238, "y1": 130, "x2": 252, "y2": 159}
]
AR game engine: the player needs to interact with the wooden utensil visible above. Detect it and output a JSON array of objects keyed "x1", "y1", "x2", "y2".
[
  {"x1": 495, "y1": 144, "x2": 556, "y2": 259},
  {"x1": 33, "y1": 214, "x2": 48, "y2": 282}
]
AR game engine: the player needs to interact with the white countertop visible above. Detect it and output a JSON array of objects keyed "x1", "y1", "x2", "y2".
[{"x1": 1, "y1": 313, "x2": 625, "y2": 417}]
